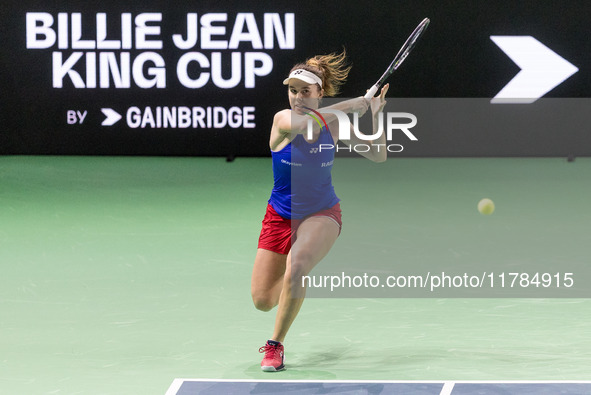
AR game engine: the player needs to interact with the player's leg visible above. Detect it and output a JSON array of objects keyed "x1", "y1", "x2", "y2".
[
  {"x1": 271, "y1": 216, "x2": 340, "y2": 342},
  {"x1": 260, "y1": 216, "x2": 340, "y2": 371},
  {"x1": 251, "y1": 248, "x2": 287, "y2": 312}
]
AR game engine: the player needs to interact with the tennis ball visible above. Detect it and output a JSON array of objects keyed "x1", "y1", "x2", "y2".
[{"x1": 477, "y1": 198, "x2": 495, "y2": 215}]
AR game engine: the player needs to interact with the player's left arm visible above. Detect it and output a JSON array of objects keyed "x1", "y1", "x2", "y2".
[{"x1": 339, "y1": 84, "x2": 389, "y2": 163}]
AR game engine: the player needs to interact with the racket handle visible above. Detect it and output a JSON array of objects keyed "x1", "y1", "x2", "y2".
[{"x1": 364, "y1": 85, "x2": 379, "y2": 100}]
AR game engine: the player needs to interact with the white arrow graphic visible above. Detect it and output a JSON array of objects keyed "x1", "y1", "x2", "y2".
[
  {"x1": 490, "y1": 36, "x2": 578, "y2": 104},
  {"x1": 101, "y1": 108, "x2": 122, "y2": 126}
]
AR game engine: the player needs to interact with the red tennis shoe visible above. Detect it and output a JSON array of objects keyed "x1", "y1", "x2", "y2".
[{"x1": 259, "y1": 340, "x2": 285, "y2": 372}]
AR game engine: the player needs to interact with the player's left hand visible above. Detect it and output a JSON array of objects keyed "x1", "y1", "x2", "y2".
[{"x1": 370, "y1": 83, "x2": 389, "y2": 116}]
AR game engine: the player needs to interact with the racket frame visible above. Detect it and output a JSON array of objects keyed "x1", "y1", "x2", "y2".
[{"x1": 364, "y1": 17, "x2": 430, "y2": 99}]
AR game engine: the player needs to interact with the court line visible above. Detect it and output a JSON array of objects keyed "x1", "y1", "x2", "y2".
[
  {"x1": 169, "y1": 378, "x2": 591, "y2": 383},
  {"x1": 440, "y1": 381, "x2": 455, "y2": 395},
  {"x1": 165, "y1": 379, "x2": 184, "y2": 395}
]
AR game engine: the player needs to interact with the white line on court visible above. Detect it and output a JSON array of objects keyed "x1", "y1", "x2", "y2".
[
  {"x1": 165, "y1": 379, "x2": 184, "y2": 395},
  {"x1": 440, "y1": 381, "x2": 455, "y2": 395},
  {"x1": 169, "y1": 378, "x2": 591, "y2": 384}
]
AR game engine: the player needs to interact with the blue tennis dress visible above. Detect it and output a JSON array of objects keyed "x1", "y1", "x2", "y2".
[{"x1": 269, "y1": 126, "x2": 339, "y2": 219}]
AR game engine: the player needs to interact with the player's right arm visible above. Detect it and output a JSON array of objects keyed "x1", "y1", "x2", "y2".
[
  {"x1": 269, "y1": 110, "x2": 293, "y2": 151},
  {"x1": 270, "y1": 98, "x2": 369, "y2": 150}
]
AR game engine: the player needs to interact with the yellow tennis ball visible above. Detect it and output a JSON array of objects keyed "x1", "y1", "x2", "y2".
[{"x1": 478, "y1": 198, "x2": 495, "y2": 215}]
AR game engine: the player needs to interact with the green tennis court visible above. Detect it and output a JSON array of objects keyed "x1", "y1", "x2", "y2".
[{"x1": 1, "y1": 156, "x2": 590, "y2": 394}]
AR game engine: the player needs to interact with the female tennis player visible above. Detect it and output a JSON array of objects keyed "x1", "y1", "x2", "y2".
[{"x1": 252, "y1": 50, "x2": 389, "y2": 372}]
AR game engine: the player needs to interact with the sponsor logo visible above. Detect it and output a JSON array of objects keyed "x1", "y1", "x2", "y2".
[{"x1": 303, "y1": 106, "x2": 417, "y2": 153}]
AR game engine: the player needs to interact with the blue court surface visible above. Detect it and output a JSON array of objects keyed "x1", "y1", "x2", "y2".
[{"x1": 165, "y1": 379, "x2": 591, "y2": 395}]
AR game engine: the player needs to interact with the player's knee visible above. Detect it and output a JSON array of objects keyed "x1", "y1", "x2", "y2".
[
  {"x1": 251, "y1": 292, "x2": 276, "y2": 312},
  {"x1": 289, "y1": 251, "x2": 314, "y2": 280}
]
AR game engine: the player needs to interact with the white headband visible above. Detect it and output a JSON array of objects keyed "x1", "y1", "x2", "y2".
[{"x1": 282, "y1": 69, "x2": 323, "y2": 87}]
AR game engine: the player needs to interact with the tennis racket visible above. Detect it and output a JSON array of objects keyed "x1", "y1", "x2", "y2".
[{"x1": 364, "y1": 17, "x2": 430, "y2": 99}]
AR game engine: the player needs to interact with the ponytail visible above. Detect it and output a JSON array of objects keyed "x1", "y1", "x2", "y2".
[{"x1": 290, "y1": 49, "x2": 351, "y2": 97}]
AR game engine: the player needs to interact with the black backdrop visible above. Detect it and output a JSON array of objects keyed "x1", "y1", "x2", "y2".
[{"x1": 1, "y1": 0, "x2": 590, "y2": 157}]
